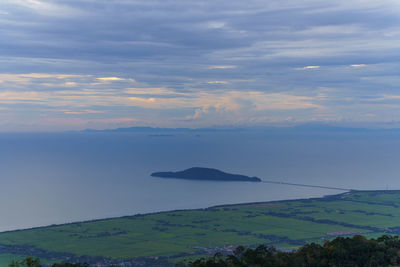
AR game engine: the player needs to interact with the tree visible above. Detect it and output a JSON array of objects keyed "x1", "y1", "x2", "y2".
[
  {"x1": 188, "y1": 235, "x2": 400, "y2": 267},
  {"x1": 9, "y1": 257, "x2": 40, "y2": 267}
]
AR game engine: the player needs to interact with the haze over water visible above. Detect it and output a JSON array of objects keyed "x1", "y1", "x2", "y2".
[{"x1": 1, "y1": 129, "x2": 400, "y2": 232}]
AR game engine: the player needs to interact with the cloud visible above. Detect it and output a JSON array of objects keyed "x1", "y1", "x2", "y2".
[
  {"x1": 208, "y1": 65, "x2": 237, "y2": 69},
  {"x1": 124, "y1": 87, "x2": 185, "y2": 96},
  {"x1": 0, "y1": 91, "x2": 48, "y2": 102},
  {"x1": 97, "y1": 77, "x2": 124, "y2": 81},
  {"x1": 0, "y1": 79, "x2": 321, "y2": 113},
  {"x1": 350, "y1": 64, "x2": 366, "y2": 68},
  {"x1": 97, "y1": 77, "x2": 135, "y2": 82},
  {"x1": 1, "y1": 1, "x2": 400, "y2": 130},
  {"x1": 62, "y1": 110, "x2": 105, "y2": 115},
  {"x1": 299, "y1": 66, "x2": 320, "y2": 70},
  {"x1": 0, "y1": 73, "x2": 90, "y2": 89},
  {"x1": 7, "y1": 0, "x2": 82, "y2": 17},
  {"x1": 207, "y1": 81, "x2": 229, "y2": 84}
]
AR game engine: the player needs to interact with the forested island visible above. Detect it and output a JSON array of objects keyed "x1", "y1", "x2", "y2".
[{"x1": 151, "y1": 167, "x2": 261, "y2": 182}]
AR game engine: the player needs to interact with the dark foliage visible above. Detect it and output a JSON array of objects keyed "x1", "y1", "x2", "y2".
[
  {"x1": 9, "y1": 257, "x2": 41, "y2": 267},
  {"x1": 10, "y1": 235, "x2": 400, "y2": 266},
  {"x1": 51, "y1": 264, "x2": 89, "y2": 267},
  {"x1": 8, "y1": 258, "x2": 89, "y2": 267},
  {"x1": 188, "y1": 235, "x2": 400, "y2": 267}
]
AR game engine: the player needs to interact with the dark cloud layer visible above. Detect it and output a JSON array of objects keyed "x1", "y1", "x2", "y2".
[{"x1": 0, "y1": 0, "x2": 399, "y2": 130}]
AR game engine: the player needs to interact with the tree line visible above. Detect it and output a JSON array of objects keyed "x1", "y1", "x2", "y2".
[
  {"x1": 9, "y1": 258, "x2": 91, "y2": 267},
  {"x1": 9, "y1": 235, "x2": 400, "y2": 267},
  {"x1": 187, "y1": 235, "x2": 400, "y2": 267}
]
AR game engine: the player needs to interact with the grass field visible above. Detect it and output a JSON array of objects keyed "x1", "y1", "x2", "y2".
[{"x1": 1, "y1": 190, "x2": 400, "y2": 265}]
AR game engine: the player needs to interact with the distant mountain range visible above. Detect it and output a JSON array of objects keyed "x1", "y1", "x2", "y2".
[
  {"x1": 81, "y1": 124, "x2": 400, "y2": 134},
  {"x1": 82, "y1": 126, "x2": 243, "y2": 133},
  {"x1": 151, "y1": 167, "x2": 261, "y2": 182}
]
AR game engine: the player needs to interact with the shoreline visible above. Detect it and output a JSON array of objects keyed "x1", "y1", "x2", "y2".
[{"x1": 0, "y1": 188, "x2": 357, "y2": 234}]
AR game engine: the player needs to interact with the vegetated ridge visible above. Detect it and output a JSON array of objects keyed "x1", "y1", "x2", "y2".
[
  {"x1": 9, "y1": 235, "x2": 400, "y2": 267},
  {"x1": 151, "y1": 167, "x2": 261, "y2": 182}
]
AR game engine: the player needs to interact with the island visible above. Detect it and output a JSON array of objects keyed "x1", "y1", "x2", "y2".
[{"x1": 151, "y1": 167, "x2": 261, "y2": 182}]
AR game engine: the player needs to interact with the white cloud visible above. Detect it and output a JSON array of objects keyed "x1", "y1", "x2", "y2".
[
  {"x1": 298, "y1": 25, "x2": 364, "y2": 36},
  {"x1": 207, "y1": 21, "x2": 226, "y2": 29},
  {"x1": 350, "y1": 64, "x2": 366, "y2": 68},
  {"x1": 208, "y1": 65, "x2": 237, "y2": 69},
  {"x1": 62, "y1": 110, "x2": 105, "y2": 115},
  {"x1": 97, "y1": 77, "x2": 134, "y2": 82},
  {"x1": 8, "y1": 0, "x2": 82, "y2": 17},
  {"x1": 207, "y1": 81, "x2": 229, "y2": 84},
  {"x1": 302, "y1": 66, "x2": 320, "y2": 70}
]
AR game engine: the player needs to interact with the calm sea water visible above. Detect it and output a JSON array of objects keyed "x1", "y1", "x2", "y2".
[{"x1": 1, "y1": 130, "x2": 400, "y2": 232}]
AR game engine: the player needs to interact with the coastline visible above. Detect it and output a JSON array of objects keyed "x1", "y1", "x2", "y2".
[
  {"x1": 0, "y1": 189, "x2": 353, "y2": 234},
  {"x1": 1, "y1": 189, "x2": 400, "y2": 265}
]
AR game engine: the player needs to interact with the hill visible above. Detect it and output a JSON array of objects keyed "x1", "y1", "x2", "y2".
[{"x1": 151, "y1": 167, "x2": 261, "y2": 182}]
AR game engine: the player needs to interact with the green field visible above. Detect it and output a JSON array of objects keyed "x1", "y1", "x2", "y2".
[{"x1": 1, "y1": 190, "x2": 400, "y2": 265}]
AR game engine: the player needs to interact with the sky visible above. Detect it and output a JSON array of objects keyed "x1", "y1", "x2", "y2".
[{"x1": 0, "y1": 0, "x2": 400, "y2": 131}]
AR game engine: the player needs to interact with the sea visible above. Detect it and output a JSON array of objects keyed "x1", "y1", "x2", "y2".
[{"x1": 1, "y1": 128, "x2": 400, "y2": 232}]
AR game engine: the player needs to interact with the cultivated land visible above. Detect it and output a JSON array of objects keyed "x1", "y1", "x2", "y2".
[{"x1": 1, "y1": 190, "x2": 400, "y2": 265}]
